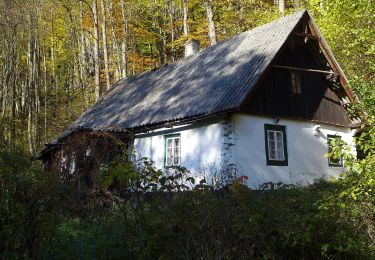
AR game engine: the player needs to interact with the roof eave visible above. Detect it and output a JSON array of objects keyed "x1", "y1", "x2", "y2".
[
  {"x1": 33, "y1": 108, "x2": 238, "y2": 161},
  {"x1": 306, "y1": 10, "x2": 355, "y2": 102}
]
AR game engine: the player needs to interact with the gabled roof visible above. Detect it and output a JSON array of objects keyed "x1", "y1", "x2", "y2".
[
  {"x1": 36, "y1": 10, "x2": 355, "y2": 159},
  {"x1": 66, "y1": 11, "x2": 306, "y2": 130}
]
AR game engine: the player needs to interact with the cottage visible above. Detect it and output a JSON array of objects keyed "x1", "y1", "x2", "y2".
[{"x1": 35, "y1": 10, "x2": 359, "y2": 189}]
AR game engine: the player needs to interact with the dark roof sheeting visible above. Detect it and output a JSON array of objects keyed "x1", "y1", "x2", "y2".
[{"x1": 62, "y1": 11, "x2": 305, "y2": 134}]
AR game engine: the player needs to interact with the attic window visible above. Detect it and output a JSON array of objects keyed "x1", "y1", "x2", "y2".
[
  {"x1": 290, "y1": 71, "x2": 302, "y2": 95},
  {"x1": 165, "y1": 134, "x2": 181, "y2": 167}
]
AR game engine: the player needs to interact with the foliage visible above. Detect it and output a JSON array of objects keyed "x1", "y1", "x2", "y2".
[
  {"x1": 1, "y1": 147, "x2": 374, "y2": 259},
  {"x1": 0, "y1": 148, "x2": 72, "y2": 258},
  {"x1": 323, "y1": 117, "x2": 375, "y2": 252},
  {"x1": 307, "y1": 0, "x2": 375, "y2": 115}
]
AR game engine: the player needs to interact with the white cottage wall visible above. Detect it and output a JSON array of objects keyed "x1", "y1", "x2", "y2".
[
  {"x1": 233, "y1": 114, "x2": 356, "y2": 189},
  {"x1": 133, "y1": 120, "x2": 224, "y2": 181}
]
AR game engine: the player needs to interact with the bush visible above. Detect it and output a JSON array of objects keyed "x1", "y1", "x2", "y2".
[
  {"x1": 1, "y1": 148, "x2": 374, "y2": 259},
  {"x1": 0, "y1": 148, "x2": 72, "y2": 258}
]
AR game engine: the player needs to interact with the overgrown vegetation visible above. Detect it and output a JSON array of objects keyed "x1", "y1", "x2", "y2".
[{"x1": 1, "y1": 129, "x2": 374, "y2": 259}]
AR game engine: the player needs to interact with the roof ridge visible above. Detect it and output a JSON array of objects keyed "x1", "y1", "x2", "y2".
[{"x1": 103, "y1": 10, "x2": 308, "y2": 95}]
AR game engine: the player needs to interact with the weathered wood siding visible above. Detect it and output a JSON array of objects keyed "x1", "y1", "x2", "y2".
[{"x1": 242, "y1": 37, "x2": 352, "y2": 127}]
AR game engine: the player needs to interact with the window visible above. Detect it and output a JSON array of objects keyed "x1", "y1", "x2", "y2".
[
  {"x1": 264, "y1": 124, "x2": 288, "y2": 166},
  {"x1": 327, "y1": 135, "x2": 343, "y2": 167},
  {"x1": 290, "y1": 71, "x2": 302, "y2": 95},
  {"x1": 165, "y1": 134, "x2": 181, "y2": 167}
]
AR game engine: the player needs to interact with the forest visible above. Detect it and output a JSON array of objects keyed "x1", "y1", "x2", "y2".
[{"x1": 0, "y1": 0, "x2": 374, "y2": 258}]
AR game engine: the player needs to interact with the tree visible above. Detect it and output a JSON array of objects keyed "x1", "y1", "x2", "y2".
[
  {"x1": 100, "y1": 0, "x2": 111, "y2": 91},
  {"x1": 205, "y1": 0, "x2": 217, "y2": 46},
  {"x1": 120, "y1": 0, "x2": 128, "y2": 78},
  {"x1": 183, "y1": 0, "x2": 189, "y2": 37},
  {"x1": 278, "y1": 0, "x2": 285, "y2": 13},
  {"x1": 93, "y1": 0, "x2": 101, "y2": 101}
]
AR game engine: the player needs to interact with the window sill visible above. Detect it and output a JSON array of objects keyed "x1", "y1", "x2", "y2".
[{"x1": 266, "y1": 160, "x2": 288, "y2": 166}]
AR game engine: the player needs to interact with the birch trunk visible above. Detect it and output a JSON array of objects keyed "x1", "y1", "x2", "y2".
[
  {"x1": 278, "y1": 0, "x2": 285, "y2": 13},
  {"x1": 205, "y1": 0, "x2": 217, "y2": 46},
  {"x1": 79, "y1": 1, "x2": 89, "y2": 108},
  {"x1": 107, "y1": 0, "x2": 123, "y2": 79},
  {"x1": 169, "y1": 0, "x2": 175, "y2": 62},
  {"x1": 93, "y1": 0, "x2": 101, "y2": 101},
  {"x1": 33, "y1": 22, "x2": 40, "y2": 148},
  {"x1": 8, "y1": 29, "x2": 17, "y2": 146},
  {"x1": 183, "y1": 0, "x2": 189, "y2": 37},
  {"x1": 51, "y1": 11, "x2": 56, "y2": 92},
  {"x1": 120, "y1": 0, "x2": 128, "y2": 78},
  {"x1": 100, "y1": 0, "x2": 111, "y2": 91},
  {"x1": 27, "y1": 14, "x2": 35, "y2": 155},
  {"x1": 43, "y1": 41, "x2": 48, "y2": 143}
]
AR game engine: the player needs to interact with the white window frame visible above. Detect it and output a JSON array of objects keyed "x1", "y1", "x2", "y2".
[
  {"x1": 165, "y1": 134, "x2": 181, "y2": 167},
  {"x1": 267, "y1": 130, "x2": 285, "y2": 161},
  {"x1": 264, "y1": 124, "x2": 288, "y2": 166}
]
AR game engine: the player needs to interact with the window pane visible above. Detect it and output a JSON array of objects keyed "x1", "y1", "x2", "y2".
[
  {"x1": 277, "y1": 147, "x2": 284, "y2": 161},
  {"x1": 174, "y1": 137, "x2": 180, "y2": 148},
  {"x1": 268, "y1": 130, "x2": 285, "y2": 161},
  {"x1": 174, "y1": 137, "x2": 180, "y2": 166},
  {"x1": 276, "y1": 132, "x2": 283, "y2": 144},
  {"x1": 268, "y1": 131, "x2": 275, "y2": 141},
  {"x1": 166, "y1": 136, "x2": 181, "y2": 166},
  {"x1": 166, "y1": 147, "x2": 173, "y2": 166},
  {"x1": 265, "y1": 125, "x2": 287, "y2": 165},
  {"x1": 296, "y1": 75, "x2": 302, "y2": 94},
  {"x1": 269, "y1": 140, "x2": 275, "y2": 151},
  {"x1": 269, "y1": 149, "x2": 276, "y2": 160},
  {"x1": 291, "y1": 72, "x2": 302, "y2": 95},
  {"x1": 174, "y1": 155, "x2": 180, "y2": 165},
  {"x1": 268, "y1": 131, "x2": 276, "y2": 160},
  {"x1": 268, "y1": 139, "x2": 275, "y2": 151}
]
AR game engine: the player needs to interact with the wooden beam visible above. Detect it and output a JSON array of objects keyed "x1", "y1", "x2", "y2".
[
  {"x1": 294, "y1": 32, "x2": 317, "y2": 40},
  {"x1": 272, "y1": 65, "x2": 335, "y2": 75}
]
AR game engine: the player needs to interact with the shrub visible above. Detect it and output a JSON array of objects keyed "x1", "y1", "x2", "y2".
[{"x1": 1, "y1": 146, "x2": 374, "y2": 259}]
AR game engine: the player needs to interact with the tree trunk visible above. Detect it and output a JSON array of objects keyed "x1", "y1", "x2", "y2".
[
  {"x1": 100, "y1": 0, "x2": 111, "y2": 91},
  {"x1": 107, "y1": 0, "x2": 123, "y2": 79},
  {"x1": 205, "y1": 0, "x2": 217, "y2": 46},
  {"x1": 169, "y1": 0, "x2": 175, "y2": 62},
  {"x1": 120, "y1": 0, "x2": 128, "y2": 78},
  {"x1": 278, "y1": 0, "x2": 285, "y2": 13},
  {"x1": 27, "y1": 14, "x2": 35, "y2": 155},
  {"x1": 93, "y1": 0, "x2": 101, "y2": 101},
  {"x1": 183, "y1": 0, "x2": 189, "y2": 37},
  {"x1": 43, "y1": 40, "x2": 48, "y2": 143},
  {"x1": 51, "y1": 11, "x2": 56, "y2": 92}
]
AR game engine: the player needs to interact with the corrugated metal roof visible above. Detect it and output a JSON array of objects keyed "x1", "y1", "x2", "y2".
[
  {"x1": 67, "y1": 11, "x2": 305, "y2": 131},
  {"x1": 42, "y1": 11, "x2": 307, "y2": 151}
]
